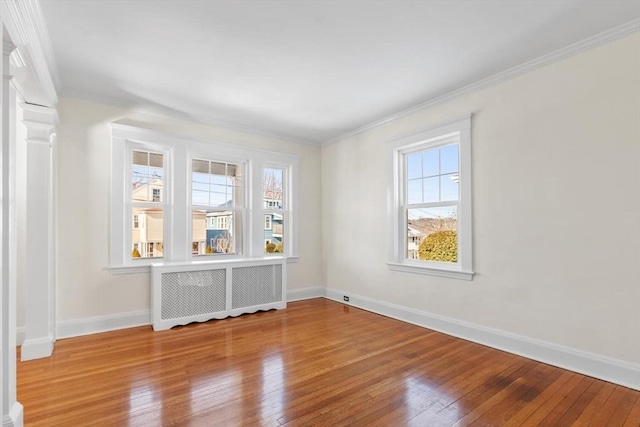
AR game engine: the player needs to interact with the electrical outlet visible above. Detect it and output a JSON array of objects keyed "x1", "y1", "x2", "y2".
[{"x1": 343, "y1": 296, "x2": 349, "y2": 302}]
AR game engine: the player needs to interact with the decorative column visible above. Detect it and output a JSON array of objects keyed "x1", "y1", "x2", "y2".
[
  {"x1": 1, "y1": 34, "x2": 23, "y2": 427},
  {"x1": 19, "y1": 104, "x2": 58, "y2": 361}
]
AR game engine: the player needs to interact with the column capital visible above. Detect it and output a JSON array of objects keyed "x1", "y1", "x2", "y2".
[
  {"x1": 3, "y1": 39, "x2": 17, "y2": 57},
  {"x1": 21, "y1": 103, "x2": 59, "y2": 146},
  {"x1": 3, "y1": 40, "x2": 17, "y2": 80}
]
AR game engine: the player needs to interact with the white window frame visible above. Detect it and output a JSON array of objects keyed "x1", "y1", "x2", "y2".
[
  {"x1": 109, "y1": 124, "x2": 299, "y2": 273},
  {"x1": 262, "y1": 163, "x2": 295, "y2": 257},
  {"x1": 387, "y1": 115, "x2": 473, "y2": 280},
  {"x1": 190, "y1": 157, "x2": 245, "y2": 257}
]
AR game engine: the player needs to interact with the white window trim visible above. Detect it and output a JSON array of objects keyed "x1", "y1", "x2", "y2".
[
  {"x1": 109, "y1": 124, "x2": 299, "y2": 274},
  {"x1": 387, "y1": 115, "x2": 474, "y2": 280},
  {"x1": 262, "y1": 163, "x2": 293, "y2": 257}
]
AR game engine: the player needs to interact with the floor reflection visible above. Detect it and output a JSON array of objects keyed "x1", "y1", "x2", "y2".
[
  {"x1": 404, "y1": 375, "x2": 460, "y2": 425},
  {"x1": 261, "y1": 352, "x2": 285, "y2": 421}
]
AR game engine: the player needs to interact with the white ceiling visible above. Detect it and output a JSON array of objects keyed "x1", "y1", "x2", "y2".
[{"x1": 39, "y1": 0, "x2": 639, "y2": 144}]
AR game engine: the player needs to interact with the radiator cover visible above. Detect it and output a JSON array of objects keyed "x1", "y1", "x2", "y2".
[{"x1": 151, "y1": 258, "x2": 286, "y2": 331}]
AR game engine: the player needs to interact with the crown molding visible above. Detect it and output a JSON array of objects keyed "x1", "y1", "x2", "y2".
[
  {"x1": 0, "y1": 0, "x2": 60, "y2": 106},
  {"x1": 60, "y1": 87, "x2": 322, "y2": 147},
  {"x1": 322, "y1": 18, "x2": 640, "y2": 146}
]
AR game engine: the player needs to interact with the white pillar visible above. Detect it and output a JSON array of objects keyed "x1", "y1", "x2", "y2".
[
  {"x1": 1, "y1": 33, "x2": 24, "y2": 427},
  {"x1": 19, "y1": 104, "x2": 57, "y2": 361}
]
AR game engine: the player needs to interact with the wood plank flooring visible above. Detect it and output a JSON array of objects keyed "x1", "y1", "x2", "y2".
[{"x1": 17, "y1": 298, "x2": 639, "y2": 426}]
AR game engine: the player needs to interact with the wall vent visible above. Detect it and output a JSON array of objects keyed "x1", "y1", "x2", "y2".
[{"x1": 151, "y1": 258, "x2": 286, "y2": 331}]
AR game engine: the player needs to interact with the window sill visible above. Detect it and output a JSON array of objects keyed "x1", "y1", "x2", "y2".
[
  {"x1": 386, "y1": 262, "x2": 474, "y2": 281},
  {"x1": 108, "y1": 265, "x2": 152, "y2": 275},
  {"x1": 109, "y1": 255, "x2": 298, "y2": 275}
]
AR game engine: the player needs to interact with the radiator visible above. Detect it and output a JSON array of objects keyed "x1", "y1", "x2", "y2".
[{"x1": 151, "y1": 257, "x2": 286, "y2": 331}]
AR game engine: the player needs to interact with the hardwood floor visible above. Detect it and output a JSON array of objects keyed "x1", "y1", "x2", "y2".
[{"x1": 17, "y1": 298, "x2": 639, "y2": 426}]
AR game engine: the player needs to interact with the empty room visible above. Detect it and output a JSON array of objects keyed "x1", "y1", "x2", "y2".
[{"x1": 0, "y1": 0, "x2": 639, "y2": 426}]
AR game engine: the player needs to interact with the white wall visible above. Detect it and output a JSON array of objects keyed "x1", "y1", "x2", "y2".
[
  {"x1": 52, "y1": 98, "x2": 323, "y2": 322},
  {"x1": 322, "y1": 33, "x2": 640, "y2": 364}
]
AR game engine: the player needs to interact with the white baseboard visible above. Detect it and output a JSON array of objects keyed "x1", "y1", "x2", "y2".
[
  {"x1": 57, "y1": 310, "x2": 151, "y2": 340},
  {"x1": 324, "y1": 287, "x2": 640, "y2": 391},
  {"x1": 55, "y1": 288, "x2": 323, "y2": 339},
  {"x1": 2, "y1": 402, "x2": 23, "y2": 427},
  {"x1": 20, "y1": 334, "x2": 55, "y2": 360},
  {"x1": 40, "y1": 286, "x2": 640, "y2": 391},
  {"x1": 287, "y1": 286, "x2": 324, "y2": 302}
]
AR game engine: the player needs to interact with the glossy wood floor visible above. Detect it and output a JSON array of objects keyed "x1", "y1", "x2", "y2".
[{"x1": 18, "y1": 298, "x2": 639, "y2": 426}]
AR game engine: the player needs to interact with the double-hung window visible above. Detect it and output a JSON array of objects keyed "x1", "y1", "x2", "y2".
[
  {"x1": 110, "y1": 124, "x2": 298, "y2": 273},
  {"x1": 129, "y1": 147, "x2": 169, "y2": 260},
  {"x1": 263, "y1": 167, "x2": 286, "y2": 254},
  {"x1": 387, "y1": 116, "x2": 473, "y2": 280},
  {"x1": 191, "y1": 159, "x2": 244, "y2": 255}
]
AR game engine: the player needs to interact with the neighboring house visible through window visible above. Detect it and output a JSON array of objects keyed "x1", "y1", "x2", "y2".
[
  {"x1": 387, "y1": 116, "x2": 473, "y2": 280},
  {"x1": 192, "y1": 159, "x2": 242, "y2": 255},
  {"x1": 130, "y1": 149, "x2": 165, "y2": 259},
  {"x1": 110, "y1": 124, "x2": 299, "y2": 272},
  {"x1": 264, "y1": 167, "x2": 285, "y2": 254}
]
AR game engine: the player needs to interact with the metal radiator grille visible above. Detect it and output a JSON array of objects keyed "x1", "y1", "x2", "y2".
[
  {"x1": 232, "y1": 264, "x2": 282, "y2": 309},
  {"x1": 161, "y1": 269, "x2": 226, "y2": 320}
]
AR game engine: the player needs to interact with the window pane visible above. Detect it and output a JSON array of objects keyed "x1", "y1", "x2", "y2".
[
  {"x1": 131, "y1": 207, "x2": 163, "y2": 259},
  {"x1": 192, "y1": 209, "x2": 240, "y2": 255},
  {"x1": 264, "y1": 214, "x2": 284, "y2": 254},
  {"x1": 423, "y1": 177, "x2": 439, "y2": 203},
  {"x1": 192, "y1": 159, "x2": 209, "y2": 174},
  {"x1": 192, "y1": 159, "x2": 243, "y2": 208},
  {"x1": 422, "y1": 149, "x2": 439, "y2": 177},
  {"x1": 405, "y1": 144, "x2": 461, "y2": 205},
  {"x1": 407, "y1": 153, "x2": 422, "y2": 180},
  {"x1": 407, "y1": 179, "x2": 422, "y2": 204},
  {"x1": 407, "y1": 207, "x2": 457, "y2": 263},
  {"x1": 132, "y1": 150, "x2": 164, "y2": 203},
  {"x1": 440, "y1": 144, "x2": 459, "y2": 174},
  {"x1": 264, "y1": 168, "x2": 284, "y2": 210},
  {"x1": 441, "y1": 173, "x2": 459, "y2": 201}
]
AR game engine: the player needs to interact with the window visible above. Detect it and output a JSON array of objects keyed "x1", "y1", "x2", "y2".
[
  {"x1": 387, "y1": 116, "x2": 473, "y2": 280},
  {"x1": 264, "y1": 167, "x2": 285, "y2": 254},
  {"x1": 192, "y1": 159, "x2": 243, "y2": 255},
  {"x1": 131, "y1": 150, "x2": 165, "y2": 259},
  {"x1": 110, "y1": 124, "x2": 299, "y2": 272}
]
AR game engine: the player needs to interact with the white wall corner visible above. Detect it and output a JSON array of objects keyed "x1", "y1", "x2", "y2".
[
  {"x1": 20, "y1": 334, "x2": 54, "y2": 361},
  {"x1": 56, "y1": 310, "x2": 151, "y2": 340},
  {"x1": 15, "y1": 327, "x2": 24, "y2": 347},
  {"x1": 1, "y1": 402, "x2": 23, "y2": 427},
  {"x1": 324, "y1": 287, "x2": 640, "y2": 391},
  {"x1": 286, "y1": 286, "x2": 324, "y2": 302}
]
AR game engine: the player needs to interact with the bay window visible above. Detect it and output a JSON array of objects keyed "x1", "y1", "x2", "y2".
[{"x1": 110, "y1": 124, "x2": 298, "y2": 273}]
